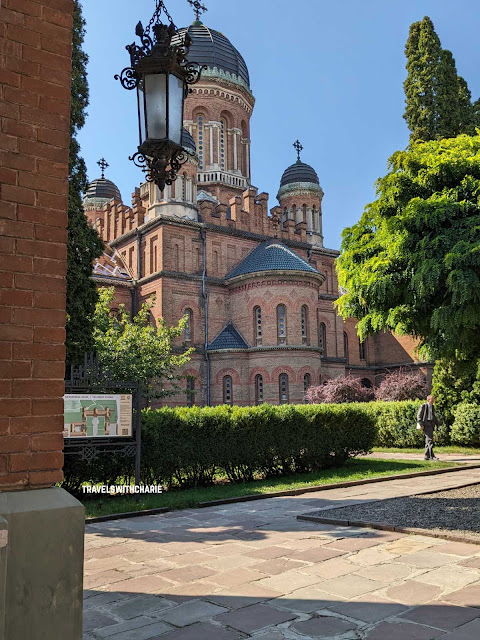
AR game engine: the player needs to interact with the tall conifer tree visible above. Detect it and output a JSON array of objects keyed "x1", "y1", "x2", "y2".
[
  {"x1": 403, "y1": 16, "x2": 478, "y2": 141},
  {"x1": 66, "y1": 2, "x2": 104, "y2": 365}
]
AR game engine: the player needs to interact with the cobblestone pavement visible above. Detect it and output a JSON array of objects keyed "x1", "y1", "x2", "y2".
[{"x1": 84, "y1": 468, "x2": 480, "y2": 639}]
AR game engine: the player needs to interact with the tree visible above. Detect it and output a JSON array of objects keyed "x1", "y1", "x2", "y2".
[
  {"x1": 305, "y1": 376, "x2": 374, "y2": 404},
  {"x1": 375, "y1": 370, "x2": 428, "y2": 402},
  {"x1": 432, "y1": 359, "x2": 477, "y2": 425},
  {"x1": 66, "y1": 1, "x2": 104, "y2": 365},
  {"x1": 403, "y1": 16, "x2": 478, "y2": 140},
  {"x1": 93, "y1": 288, "x2": 193, "y2": 401},
  {"x1": 336, "y1": 134, "x2": 480, "y2": 363}
]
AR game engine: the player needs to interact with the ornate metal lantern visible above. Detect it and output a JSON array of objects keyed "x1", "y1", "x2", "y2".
[{"x1": 115, "y1": 1, "x2": 203, "y2": 190}]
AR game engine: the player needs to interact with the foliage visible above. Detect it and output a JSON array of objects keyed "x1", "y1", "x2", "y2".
[
  {"x1": 64, "y1": 404, "x2": 376, "y2": 491},
  {"x1": 305, "y1": 376, "x2": 374, "y2": 404},
  {"x1": 93, "y1": 287, "x2": 193, "y2": 400},
  {"x1": 336, "y1": 134, "x2": 480, "y2": 363},
  {"x1": 451, "y1": 403, "x2": 480, "y2": 446},
  {"x1": 403, "y1": 16, "x2": 478, "y2": 141},
  {"x1": 66, "y1": 2, "x2": 104, "y2": 365},
  {"x1": 432, "y1": 358, "x2": 477, "y2": 425},
  {"x1": 375, "y1": 370, "x2": 428, "y2": 402},
  {"x1": 363, "y1": 400, "x2": 449, "y2": 448}
]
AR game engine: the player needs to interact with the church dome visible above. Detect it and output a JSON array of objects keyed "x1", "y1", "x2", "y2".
[
  {"x1": 280, "y1": 160, "x2": 320, "y2": 187},
  {"x1": 83, "y1": 177, "x2": 122, "y2": 208},
  {"x1": 176, "y1": 22, "x2": 250, "y2": 88},
  {"x1": 181, "y1": 127, "x2": 196, "y2": 152}
]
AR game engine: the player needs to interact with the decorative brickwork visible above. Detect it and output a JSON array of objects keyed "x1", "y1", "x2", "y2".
[
  {"x1": 85, "y1": 18, "x2": 431, "y2": 407},
  {"x1": 0, "y1": 0, "x2": 73, "y2": 489}
]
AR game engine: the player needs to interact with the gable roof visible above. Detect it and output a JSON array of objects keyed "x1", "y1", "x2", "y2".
[
  {"x1": 226, "y1": 241, "x2": 319, "y2": 280},
  {"x1": 207, "y1": 322, "x2": 248, "y2": 351}
]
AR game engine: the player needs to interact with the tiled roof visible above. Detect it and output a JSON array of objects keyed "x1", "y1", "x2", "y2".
[
  {"x1": 93, "y1": 249, "x2": 132, "y2": 281},
  {"x1": 280, "y1": 160, "x2": 319, "y2": 187},
  {"x1": 208, "y1": 322, "x2": 248, "y2": 350},
  {"x1": 226, "y1": 241, "x2": 319, "y2": 280}
]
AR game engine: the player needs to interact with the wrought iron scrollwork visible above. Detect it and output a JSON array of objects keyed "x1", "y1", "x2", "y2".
[
  {"x1": 114, "y1": 66, "x2": 139, "y2": 91},
  {"x1": 130, "y1": 140, "x2": 191, "y2": 192}
]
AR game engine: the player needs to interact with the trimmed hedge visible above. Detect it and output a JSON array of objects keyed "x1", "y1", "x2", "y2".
[
  {"x1": 451, "y1": 403, "x2": 480, "y2": 446},
  {"x1": 141, "y1": 404, "x2": 377, "y2": 488},
  {"x1": 63, "y1": 400, "x2": 453, "y2": 493},
  {"x1": 365, "y1": 401, "x2": 449, "y2": 448}
]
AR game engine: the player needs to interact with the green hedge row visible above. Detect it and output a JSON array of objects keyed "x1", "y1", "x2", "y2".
[
  {"x1": 451, "y1": 404, "x2": 480, "y2": 446},
  {"x1": 63, "y1": 401, "x2": 456, "y2": 493},
  {"x1": 141, "y1": 404, "x2": 377, "y2": 488}
]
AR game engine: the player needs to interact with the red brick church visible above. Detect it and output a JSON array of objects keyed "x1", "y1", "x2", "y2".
[{"x1": 84, "y1": 19, "x2": 429, "y2": 407}]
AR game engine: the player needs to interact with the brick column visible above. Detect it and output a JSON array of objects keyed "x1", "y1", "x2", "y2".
[
  {"x1": 0, "y1": 0, "x2": 73, "y2": 490},
  {"x1": 0, "y1": 2, "x2": 84, "y2": 638}
]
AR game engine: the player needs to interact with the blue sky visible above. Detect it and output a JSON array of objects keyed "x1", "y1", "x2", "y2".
[{"x1": 79, "y1": 0, "x2": 480, "y2": 249}]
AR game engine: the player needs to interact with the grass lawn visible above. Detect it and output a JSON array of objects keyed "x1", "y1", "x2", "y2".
[
  {"x1": 372, "y1": 446, "x2": 480, "y2": 455},
  {"x1": 83, "y1": 458, "x2": 459, "y2": 519}
]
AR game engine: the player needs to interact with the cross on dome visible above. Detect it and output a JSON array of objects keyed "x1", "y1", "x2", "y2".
[
  {"x1": 188, "y1": 0, "x2": 208, "y2": 21},
  {"x1": 293, "y1": 140, "x2": 303, "y2": 162},
  {"x1": 97, "y1": 158, "x2": 109, "y2": 178}
]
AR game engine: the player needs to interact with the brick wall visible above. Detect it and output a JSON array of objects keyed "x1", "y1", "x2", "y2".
[{"x1": 0, "y1": 0, "x2": 73, "y2": 490}]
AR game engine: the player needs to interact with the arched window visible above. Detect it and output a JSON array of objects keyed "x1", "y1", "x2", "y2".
[
  {"x1": 197, "y1": 115, "x2": 204, "y2": 169},
  {"x1": 359, "y1": 340, "x2": 367, "y2": 360},
  {"x1": 254, "y1": 306, "x2": 262, "y2": 346},
  {"x1": 223, "y1": 376, "x2": 233, "y2": 405},
  {"x1": 186, "y1": 377, "x2": 195, "y2": 407},
  {"x1": 343, "y1": 331, "x2": 349, "y2": 363},
  {"x1": 301, "y1": 305, "x2": 309, "y2": 345},
  {"x1": 361, "y1": 378, "x2": 373, "y2": 389},
  {"x1": 213, "y1": 250, "x2": 219, "y2": 272},
  {"x1": 279, "y1": 374, "x2": 289, "y2": 404},
  {"x1": 255, "y1": 374, "x2": 264, "y2": 405},
  {"x1": 303, "y1": 373, "x2": 312, "y2": 394},
  {"x1": 277, "y1": 304, "x2": 287, "y2": 345},
  {"x1": 220, "y1": 118, "x2": 227, "y2": 170},
  {"x1": 184, "y1": 309, "x2": 193, "y2": 342},
  {"x1": 318, "y1": 320, "x2": 326, "y2": 355},
  {"x1": 182, "y1": 174, "x2": 187, "y2": 201},
  {"x1": 195, "y1": 247, "x2": 201, "y2": 272},
  {"x1": 173, "y1": 245, "x2": 179, "y2": 271}
]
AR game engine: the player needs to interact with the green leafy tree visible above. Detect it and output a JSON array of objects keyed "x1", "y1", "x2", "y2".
[
  {"x1": 93, "y1": 288, "x2": 194, "y2": 401},
  {"x1": 336, "y1": 134, "x2": 480, "y2": 363},
  {"x1": 403, "y1": 16, "x2": 478, "y2": 140},
  {"x1": 66, "y1": 1, "x2": 104, "y2": 365},
  {"x1": 432, "y1": 359, "x2": 477, "y2": 425}
]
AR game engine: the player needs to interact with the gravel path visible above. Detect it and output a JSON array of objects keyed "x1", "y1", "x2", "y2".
[{"x1": 309, "y1": 483, "x2": 480, "y2": 539}]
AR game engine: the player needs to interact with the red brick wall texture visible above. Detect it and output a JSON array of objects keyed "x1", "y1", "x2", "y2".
[{"x1": 0, "y1": 0, "x2": 74, "y2": 490}]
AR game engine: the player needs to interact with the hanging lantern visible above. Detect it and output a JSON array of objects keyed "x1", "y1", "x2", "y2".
[{"x1": 115, "y1": 1, "x2": 203, "y2": 190}]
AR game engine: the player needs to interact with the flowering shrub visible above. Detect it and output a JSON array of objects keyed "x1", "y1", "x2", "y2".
[
  {"x1": 305, "y1": 376, "x2": 374, "y2": 404},
  {"x1": 375, "y1": 370, "x2": 428, "y2": 402}
]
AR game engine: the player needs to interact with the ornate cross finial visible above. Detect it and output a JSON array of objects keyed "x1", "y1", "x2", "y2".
[
  {"x1": 188, "y1": 0, "x2": 208, "y2": 21},
  {"x1": 97, "y1": 158, "x2": 109, "y2": 178},
  {"x1": 293, "y1": 140, "x2": 303, "y2": 162}
]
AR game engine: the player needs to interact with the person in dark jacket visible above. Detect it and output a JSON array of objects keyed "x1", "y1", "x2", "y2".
[{"x1": 417, "y1": 395, "x2": 440, "y2": 460}]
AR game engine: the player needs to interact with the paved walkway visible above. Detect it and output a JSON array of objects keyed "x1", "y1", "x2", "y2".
[
  {"x1": 84, "y1": 467, "x2": 480, "y2": 639},
  {"x1": 365, "y1": 452, "x2": 480, "y2": 464}
]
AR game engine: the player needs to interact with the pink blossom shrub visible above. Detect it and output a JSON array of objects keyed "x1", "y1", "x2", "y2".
[
  {"x1": 375, "y1": 370, "x2": 428, "y2": 402},
  {"x1": 305, "y1": 376, "x2": 375, "y2": 404}
]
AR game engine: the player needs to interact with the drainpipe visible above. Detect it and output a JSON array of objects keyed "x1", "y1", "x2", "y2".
[{"x1": 200, "y1": 226, "x2": 211, "y2": 406}]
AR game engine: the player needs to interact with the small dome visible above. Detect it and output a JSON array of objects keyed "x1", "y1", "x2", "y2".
[
  {"x1": 280, "y1": 160, "x2": 320, "y2": 187},
  {"x1": 181, "y1": 127, "x2": 196, "y2": 152},
  {"x1": 175, "y1": 22, "x2": 250, "y2": 88},
  {"x1": 226, "y1": 241, "x2": 321, "y2": 280},
  {"x1": 83, "y1": 178, "x2": 122, "y2": 208}
]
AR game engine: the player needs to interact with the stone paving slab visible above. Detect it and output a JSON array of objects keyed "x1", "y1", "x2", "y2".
[{"x1": 84, "y1": 469, "x2": 480, "y2": 640}]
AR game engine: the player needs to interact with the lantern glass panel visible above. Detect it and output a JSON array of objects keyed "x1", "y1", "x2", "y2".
[
  {"x1": 144, "y1": 73, "x2": 167, "y2": 139},
  {"x1": 168, "y1": 74, "x2": 184, "y2": 145},
  {"x1": 137, "y1": 86, "x2": 146, "y2": 144}
]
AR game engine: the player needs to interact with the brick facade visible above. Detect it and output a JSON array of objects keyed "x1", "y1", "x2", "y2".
[
  {"x1": 85, "y1": 22, "x2": 430, "y2": 407},
  {"x1": 0, "y1": 0, "x2": 73, "y2": 489}
]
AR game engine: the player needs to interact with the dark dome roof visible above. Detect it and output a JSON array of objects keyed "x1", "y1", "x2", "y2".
[
  {"x1": 176, "y1": 22, "x2": 250, "y2": 87},
  {"x1": 226, "y1": 241, "x2": 320, "y2": 280},
  {"x1": 181, "y1": 127, "x2": 196, "y2": 152},
  {"x1": 84, "y1": 178, "x2": 122, "y2": 203},
  {"x1": 280, "y1": 160, "x2": 320, "y2": 187}
]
